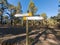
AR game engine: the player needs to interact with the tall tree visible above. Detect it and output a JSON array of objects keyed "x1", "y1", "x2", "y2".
[
  {"x1": 41, "y1": 13, "x2": 47, "y2": 26},
  {"x1": 10, "y1": 7, "x2": 16, "y2": 26},
  {"x1": 15, "y1": 2, "x2": 23, "y2": 26},
  {"x1": 0, "y1": 0, "x2": 8, "y2": 24},
  {"x1": 28, "y1": 0, "x2": 37, "y2": 15},
  {"x1": 16, "y1": 2, "x2": 22, "y2": 14},
  {"x1": 41, "y1": 13, "x2": 47, "y2": 19}
]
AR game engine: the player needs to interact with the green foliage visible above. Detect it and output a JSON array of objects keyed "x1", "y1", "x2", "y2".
[
  {"x1": 47, "y1": 19, "x2": 58, "y2": 28},
  {"x1": 40, "y1": 13, "x2": 47, "y2": 26},
  {"x1": 17, "y1": 2, "x2": 22, "y2": 9},
  {"x1": 57, "y1": 13, "x2": 60, "y2": 19},
  {"x1": 16, "y1": 2, "x2": 22, "y2": 14},
  {"x1": 41, "y1": 13, "x2": 47, "y2": 19},
  {"x1": 50, "y1": 16, "x2": 57, "y2": 20},
  {"x1": 28, "y1": 0, "x2": 37, "y2": 15}
]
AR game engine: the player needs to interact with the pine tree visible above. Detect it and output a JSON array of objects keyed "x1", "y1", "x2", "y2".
[
  {"x1": 16, "y1": 2, "x2": 22, "y2": 14},
  {"x1": 28, "y1": 0, "x2": 37, "y2": 15}
]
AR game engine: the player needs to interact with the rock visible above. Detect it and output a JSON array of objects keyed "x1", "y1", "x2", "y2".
[
  {"x1": 46, "y1": 39, "x2": 59, "y2": 45},
  {"x1": 38, "y1": 34, "x2": 60, "y2": 45},
  {"x1": 45, "y1": 34, "x2": 60, "y2": 45},
  {"x1": 39, "y1": 34, "x2": 45, "y2": 42}
]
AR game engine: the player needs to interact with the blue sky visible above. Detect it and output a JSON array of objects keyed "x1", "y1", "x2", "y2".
[{"x1": 8, "y1": 0, "x2": 58, "y2": 18}]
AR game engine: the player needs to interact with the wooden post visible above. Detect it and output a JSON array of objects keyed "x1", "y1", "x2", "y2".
[{"x1": 26, "y1": 20, "x2": 29, "y2": 45}]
